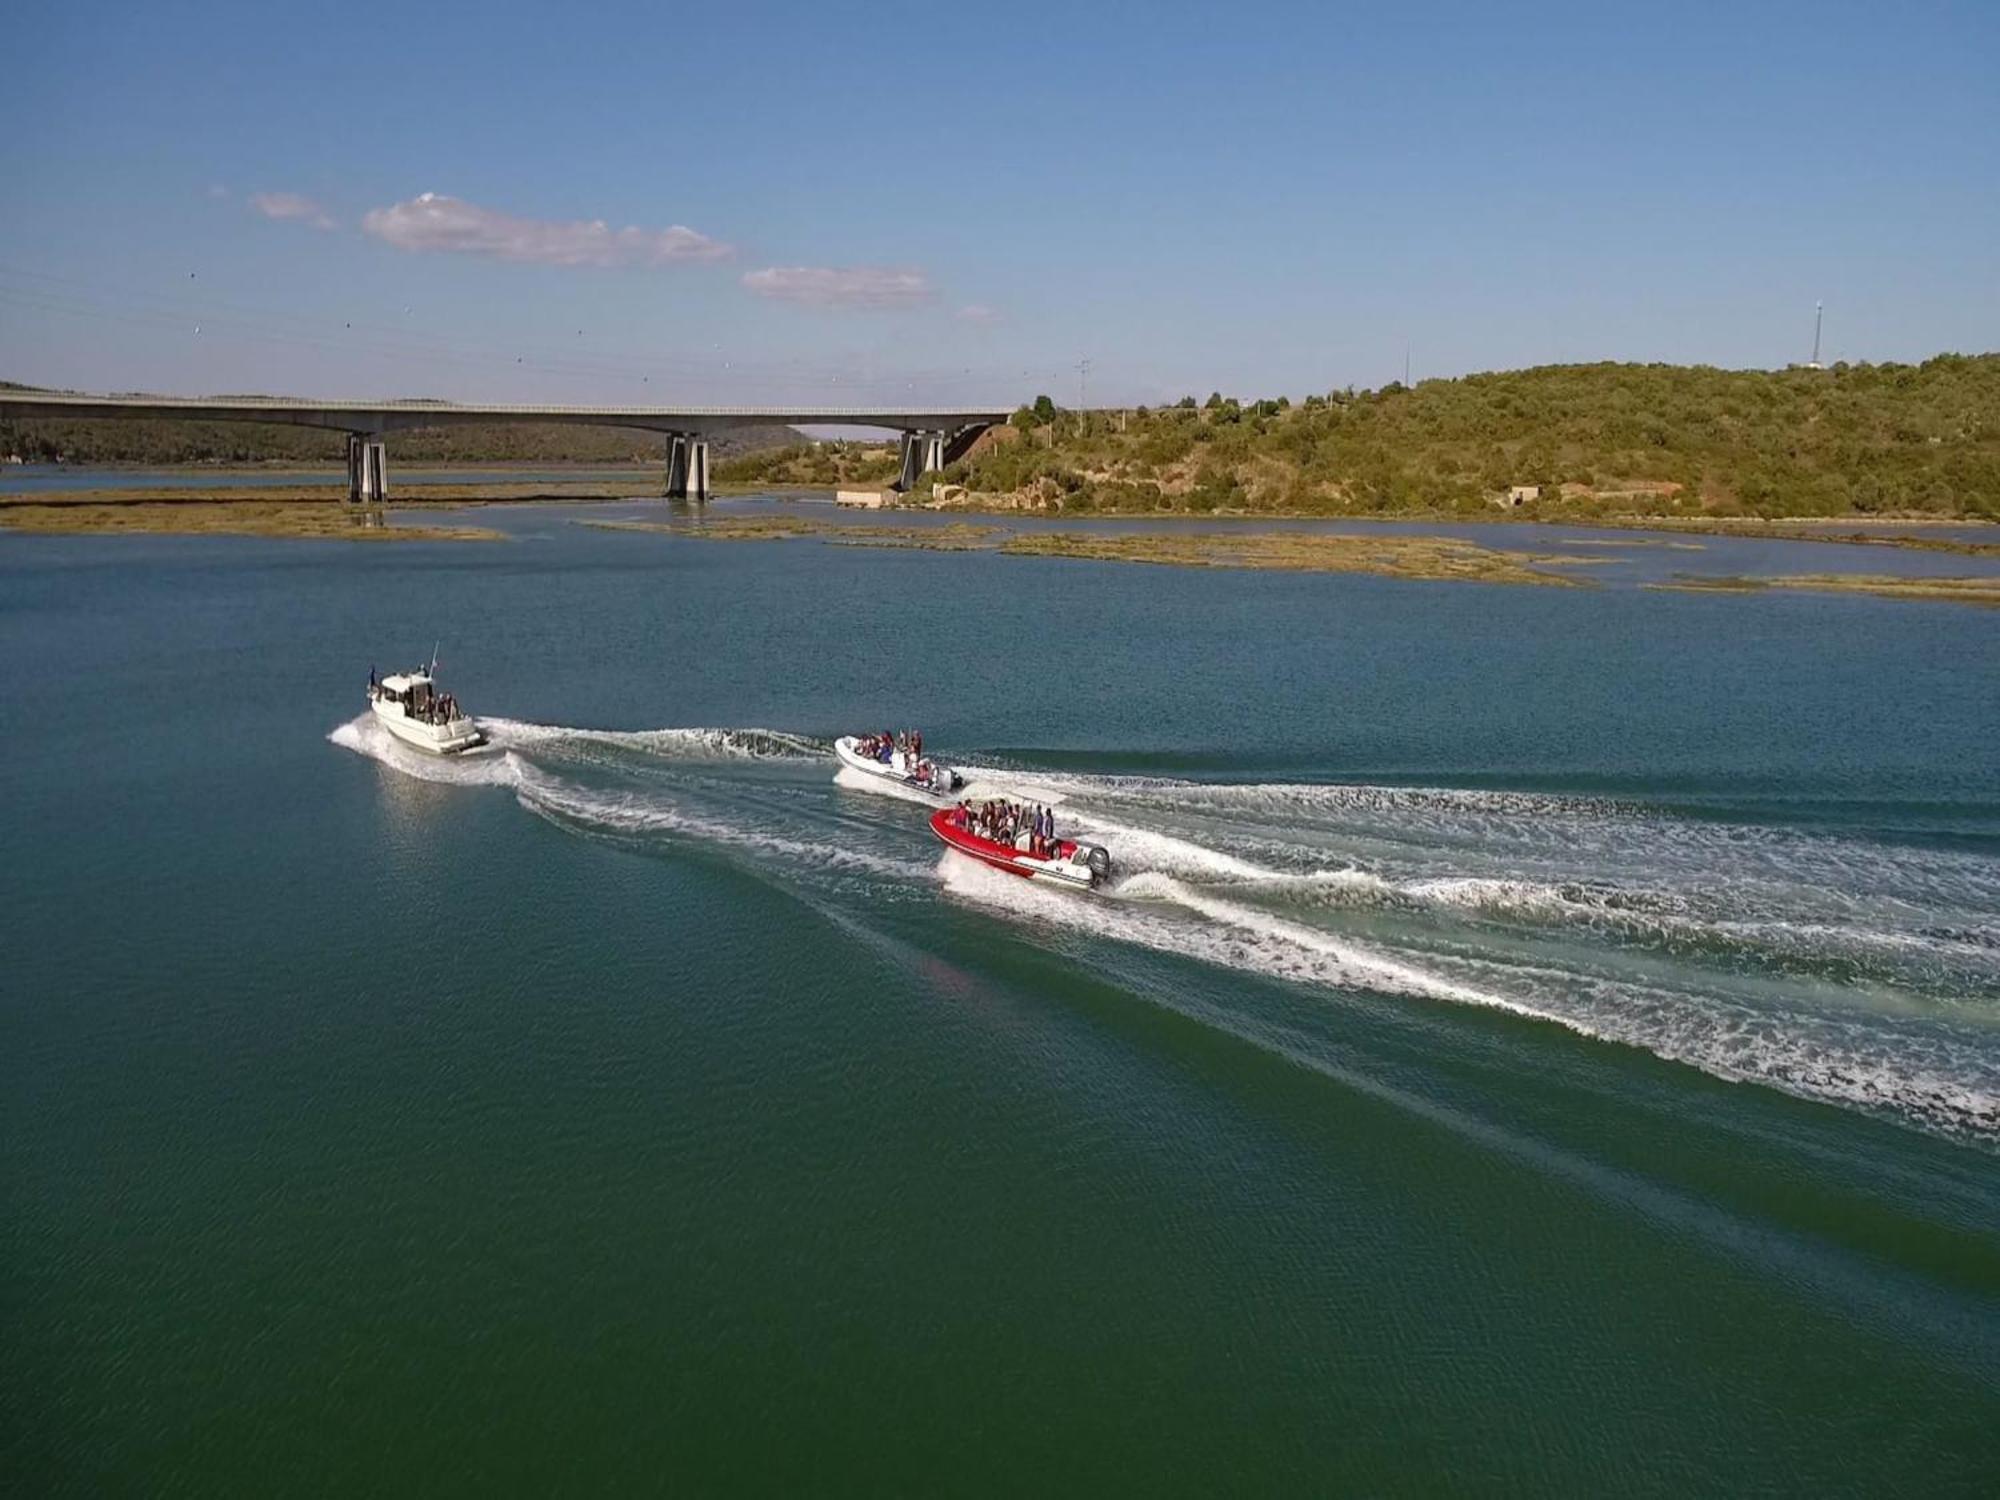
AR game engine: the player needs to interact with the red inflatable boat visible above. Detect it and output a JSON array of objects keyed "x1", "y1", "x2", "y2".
[{"x1": 929, "y1": 806, "x2": 1112, "y2": 891}]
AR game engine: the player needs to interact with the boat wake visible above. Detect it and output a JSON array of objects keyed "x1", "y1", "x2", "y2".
[
  {"x1": 949, "y1": 770, "x2": 2000, "y2": 1148},
  {"x1": 479, "y1": 717, "x2": 826, "y2": 761},
  {"x1": 328, "y1": 714, "x2": 930, "y2": 890},
  {"x1": 330, "y1": 714, "x2": 2000, "y2": 1147}
]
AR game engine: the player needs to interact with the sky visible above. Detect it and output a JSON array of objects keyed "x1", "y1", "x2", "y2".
[{"x1": 2, "y1": 0, "x2": 1995, "y2": 408}]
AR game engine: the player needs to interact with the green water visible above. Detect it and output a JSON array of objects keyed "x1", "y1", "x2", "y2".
[{"x1": 5, "y1": 506, "x2": 1998, "y2": 1493}]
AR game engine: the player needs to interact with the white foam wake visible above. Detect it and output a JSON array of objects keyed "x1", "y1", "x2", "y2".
[
  {"x1": 329, "y1": 715, "x2": 2000, "y2": 1145},
  {"x1": 479, "y1": 717, "x2": 825, "y2": 761},
  {"x1": 329, "y1": 715, "x2": 927, "y2": 883},
  {"x1": 833, "y1": 764, "x2": 947, "y2": 808},
  {"x1": 327, "y1": 715, "x2": 523, "y2": 787},
  {"x1": 944, "y1": 853, "x2": 2000, "y2": 1145},
  {"x1": 507, "y1": 760, "x2": 929, "y2": 880},
  {"x1": 1111, "y1": 870, "x2": 1541, "y2": 1014},
  {"x1": 937, "y1": 851, "x2": 1540, "y2": 1017}
]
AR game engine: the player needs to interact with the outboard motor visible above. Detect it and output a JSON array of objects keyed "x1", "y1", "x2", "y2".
[{"x1": 1084, "y1": 845, "x2": 1112, "y2": 886}]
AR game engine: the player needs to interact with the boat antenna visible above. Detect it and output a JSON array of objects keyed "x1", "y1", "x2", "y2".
[{"x1": 429, "y1": 641, "x2": 440, "y2": 677}]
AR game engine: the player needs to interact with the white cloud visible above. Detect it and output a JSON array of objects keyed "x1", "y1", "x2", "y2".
[
  {"x1": 740, "y1": 265, "x2": 933, "y2": 309},
  {"x1": 360, "y1": 192, "x2": 730, "y2": 267},
  {"x1": 955, "y1": 302, "x2": 1001, "y2": 325},
  {"x1": 249, "y1": 191, "x2": 337, "y2": 231}
]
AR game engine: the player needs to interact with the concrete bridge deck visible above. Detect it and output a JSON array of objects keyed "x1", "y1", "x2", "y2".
[{"x1": 0, "y1": 390, "x2": 1010, "y2": 501}]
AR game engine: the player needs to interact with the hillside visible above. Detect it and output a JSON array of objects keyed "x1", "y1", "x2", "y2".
[
  {"x1": 946, "y1": 356, "x2": 2000, "y2": 519},
  {"x1": 0, "y1": 385, "x2": 799, "y2": 466}
]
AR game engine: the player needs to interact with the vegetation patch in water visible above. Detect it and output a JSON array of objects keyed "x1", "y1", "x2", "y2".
[
  {"x1": 586, "y1": 515, "x2": 1600, "y2": 584},
  {"x1": 995, "y1": 529, "x2": 1596, "y2": 586},
  {"x1": 0, "y1": 500, "x2": 502, "y2": 542},
  {"x1": 586, "y1": 516, "x2": 825, "y2": 541},
  {"x1": 824, "y1": 524, "x2": 1001, "y2": 551},
  {"x1": 586, "y1": 517, "x2": 1001, "y2": 549},
  {"x1": 1555, "y1": 537, "x2": 1707, "y2": 551},
  {"x1": 1652, "y1": 573, "x2": 2000, "y2": 607}
]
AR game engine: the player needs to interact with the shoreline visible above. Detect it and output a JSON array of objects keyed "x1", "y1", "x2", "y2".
[{"x1": 5, "y1": 481, "x2": 1997, "y2": 563}]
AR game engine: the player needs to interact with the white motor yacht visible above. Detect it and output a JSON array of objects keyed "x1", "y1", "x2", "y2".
[{"x1": 368, "y1": 663, "x2": 484, "y2": 755}]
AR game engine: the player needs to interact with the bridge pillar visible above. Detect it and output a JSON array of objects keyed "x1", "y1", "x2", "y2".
[
  {"x1": 664, "y1": 433, "x2": 709, "y2": 502},
  {"x1": 345, "y1": 434, "x2": 388, "y2": 504},
  {"x1": 895, "y1": 430, "x2": 946, "y2": 491}
]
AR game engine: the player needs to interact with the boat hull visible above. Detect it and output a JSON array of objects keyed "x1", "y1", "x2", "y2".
[
  {"x1": 928, "y1": 809, "x2": 1102, "y2": 890},
  {"x1": 371, "y1": 699, "x2": 485, "y2": 755}
]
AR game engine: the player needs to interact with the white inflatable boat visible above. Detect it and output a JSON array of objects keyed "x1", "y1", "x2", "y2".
[{"x1": 833, "y1": 735, "x2": 965, "y2": 804}]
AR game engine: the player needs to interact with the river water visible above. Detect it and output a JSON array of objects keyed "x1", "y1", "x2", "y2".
[{"x1": 5, "y1": 501, "x2": 1998, "y2": 1492}]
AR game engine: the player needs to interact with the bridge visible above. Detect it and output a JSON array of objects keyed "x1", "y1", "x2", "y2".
[{"x1": 0, "y1": 390, "x2": 1011, "y2": 502}]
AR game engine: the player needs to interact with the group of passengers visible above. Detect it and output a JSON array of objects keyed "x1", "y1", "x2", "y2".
[
  {"x1": 418, "y1": 692, "x2": 462, "y2": 726},
  {"x1": 859, "y1": 727, "x2": 948, "y2": 785},
  {"x1": 952, "y1": 798, "x2": 1062, "y2": 859},
  {"x1": 858, "y1": 728, "x2": 924, "y2": 768}
]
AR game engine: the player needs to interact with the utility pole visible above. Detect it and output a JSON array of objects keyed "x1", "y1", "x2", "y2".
[{"x1": 1809, "y1": 301, "x2": 1824, "y2": 369}]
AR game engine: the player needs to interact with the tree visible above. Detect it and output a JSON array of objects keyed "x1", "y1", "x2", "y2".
[{"x1": 1031, "y1": 394, "x2": 1057, "y2": 424}]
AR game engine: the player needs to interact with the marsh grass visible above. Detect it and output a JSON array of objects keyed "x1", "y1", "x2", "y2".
[
  {"x1": 0, "y1": 501, "x2": 502, "y2": 541},
  {"x1": 1652, "y1": 573, "x2": 2000, "y2": 607},
  {"x1": 995, "y1": 529, "x2": 1596, "y2": 586}
]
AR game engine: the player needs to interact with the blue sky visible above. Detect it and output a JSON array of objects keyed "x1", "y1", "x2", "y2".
[{"x1": 2, "y1": 0, "x2": 1994, "y2": 407}]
